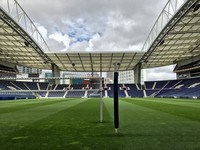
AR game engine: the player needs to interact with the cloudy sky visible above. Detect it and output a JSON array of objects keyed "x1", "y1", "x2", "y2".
[{"x1": 16, "y1": 0, "x2": 176, "y2": 81}]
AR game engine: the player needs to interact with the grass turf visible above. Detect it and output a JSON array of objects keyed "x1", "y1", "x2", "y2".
[{"x1": 0, "y1": 98, "x2": 200, "y2": 149}]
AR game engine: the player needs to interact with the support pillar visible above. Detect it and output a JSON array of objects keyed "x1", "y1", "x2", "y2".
[
  {"x1": 134, "y1": 63, "x2": 141, "y2": 85},
  {"x1": 51, "y1": 63, "x2": 60, "y2": 84},
  {"x1": 113, "y1": 63, "x2": 119, "y2": 134},
  {"x1": 100, "y1": 72, "x2": 103, "y2": 122},
  {"x1": 100, "y1": 54, "x2": 103, "y2": 123}
]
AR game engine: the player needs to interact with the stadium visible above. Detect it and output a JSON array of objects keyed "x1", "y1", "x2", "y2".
[{"x1": 0, "y1": 0, "x2": 200, "y2": 149}]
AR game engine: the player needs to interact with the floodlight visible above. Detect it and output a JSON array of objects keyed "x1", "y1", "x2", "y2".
[
  {"x1": 193, "y1": 3, "x2": 200, "y2": 12},
  {"x1": 24, "y1": 41, "x2": 29, "y2": 47}
]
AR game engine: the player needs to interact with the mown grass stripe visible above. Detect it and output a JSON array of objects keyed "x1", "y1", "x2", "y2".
[
  {"x1": 0, "y1": 99, "x2": 87, "y2": 136},
  {"x1": 104, "y1": 98, "x2": 187, "y2": 129},
  {"x1": 128, "y1": 98, "x2": 200, "y2": 109},
  {"x1": 102, "y1": 98, "x2": 200, "y2": 150},
  {"x1": 0, "y1": 99, "x2": 75, "y2": 114},
  {"x1": 1, "y1": 98, "x2": 200, "y2": 150},
  {"x1": 122, "y1": 98, "x2": 200, "y2": 122},
  {"x1": 149, "y1": 99, "x2": 200, "y2": 109},
  {"x1": 135, "y1": 97, "x2": 200, "y2": 104},
  {"x1": 0, "y1": 98, "x2": 113, "y2": 150}
]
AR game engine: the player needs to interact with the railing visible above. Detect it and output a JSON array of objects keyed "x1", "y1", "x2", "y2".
[
  {"x1": 0, "y1": 0, "x2": 50, "y2": 52},
  {"x1": 142, "y1": 0, "x2": 187, "y2": 51}
]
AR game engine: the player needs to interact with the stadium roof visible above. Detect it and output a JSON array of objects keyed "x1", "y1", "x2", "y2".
[
  {"x1": 0, "y1": 1, "x2": 51, "y2": 70},
  {"x1": 0, "y1": 0, "x2": 200, "y2": 72},
  {"x1": 141, "y1": 0, "x2": 200, "y2": 69},
  {"x1": 0, "y1": 18, "x2": 51, "y2": 69},
  {"x1": 47, "y1": 52, "x2": 144, "y2": 72}
]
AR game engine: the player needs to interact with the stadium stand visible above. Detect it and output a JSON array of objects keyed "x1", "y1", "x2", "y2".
[
  {"x1": 1, "y1": 76, "x2": 200, "y2": 100},
  {"x1": 66, "y1": 91, "x2": 85, "y2": 98},
  {"x1": 39, "y1": 83, "x2": 49, "y2": 90},
  {"x1": 118, "y1": 90, "x2": 126, "y2": 97},
  {"x1": 127, "y1": 89, "x2": 144, "y2": 97},
  {"x1": 164, "y1": 80, "x2": 181, "y2": 89},
  {"x1": 107, "y1": 84, "x2": 126, "y2": 97},
  {"x1": 125, "y1": 84, "x2": 144, "y2": 97},
  {"x1": 25, "y1": 82, "x2": 38, "y2": 90},
  {"x1": 145, "y1": 81, "x2": 155, "y2": 89},
  {"x1": 145, "y1": 77, "x2": 200, "y2": 99},
  {"x1": 71, "y1": 84, "x2": 85, "y2": 90},
  {"x1": 12, "y1": 81, "x2": 29, "y2": 90},
  {"x1": 0, "y1": 91, "x2": 36, "y2": 100},
  {"x1": 48, "y1": 91, "x2": 66, "y2": 98},
  {"x1": 87, "y1": 90, "x2": 105, "y2": 97},
  {"x1": 54, "y1": 84, "x2": 69, "y2": 90},
  {"x1": 154, "y1": 81, "x2": 168, "y2": 89},
  {"x1": 145, "y1": 90, "x2": 159, "y2": 97},
  {"x1": 107, "y1": 89, "x2": 114, "y2": 97},
  {"x1": 34, "y1": 91, "x2": 47, "y2": 97},
  {"x1": 0, "y1": 80, "x2": 17, "y2": 90},
  {"x1": 89, "y1": 84, "x2": 100, "y2": 89}
]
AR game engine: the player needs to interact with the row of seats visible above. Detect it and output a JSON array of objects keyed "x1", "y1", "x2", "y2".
[
  {"x1": 0, "y1": 81, "x2": 104, "y2": 91},
  {"x1": 0, "y1": 91, "x2": 36, "y2": 100},
  {"x1": 145, "y1": 77, "x2": 200, "y2": 98},
  {"x1": 0, "y1": 80, "x2": 143, "y2": 98},
  {"x1": 0, "y1": 77, "x2": 200, "y2": 98},
  {"x1": 144, "y1": 77, "x2": 200, "y2": 90},
  {"x1": 0, "y1": 89, "x2": 140, "y2": 98},
  {"x1": 0, "y1": 80, "x2": 143, "y2": 91}
]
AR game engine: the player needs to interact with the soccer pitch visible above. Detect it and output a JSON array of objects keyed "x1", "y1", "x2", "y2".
[{"x1": 0, "y1": 98, "x2": 200, "y2": 150}]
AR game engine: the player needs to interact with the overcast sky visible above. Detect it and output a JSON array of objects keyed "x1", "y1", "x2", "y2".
[{"x1": 16, "y1": 0, "x2": 176, "y2": 81}]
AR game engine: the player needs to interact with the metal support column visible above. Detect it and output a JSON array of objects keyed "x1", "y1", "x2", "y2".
[
  {"x1": 114, "y1": 63, "x2": 119, "y2": 134},
  {"x1": 100, "y1": 54, "x2": 103, "y2": 122}
]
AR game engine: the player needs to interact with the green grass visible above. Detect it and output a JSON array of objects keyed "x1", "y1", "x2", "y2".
[{"x1": 0, "y1": 98, "x2": 200, "y2": 150}]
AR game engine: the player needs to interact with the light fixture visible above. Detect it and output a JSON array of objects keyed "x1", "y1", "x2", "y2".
[
  {"x1": 24, "y1": 41, "x2": 29, "y2": 47},
  {"x1": 193, "y1": 3, "x2": 200, "y2": 12},
  {"x1": 159, "y1": 39, "x2": 165, "y2": 46}
]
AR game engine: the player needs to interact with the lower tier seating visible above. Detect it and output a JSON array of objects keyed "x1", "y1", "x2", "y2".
[{"x1": 0, "y1": 77, "x2": 200, "y2": 99}]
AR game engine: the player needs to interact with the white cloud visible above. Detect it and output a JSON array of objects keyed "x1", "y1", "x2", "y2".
[
  {"x1": 37, "y1": 25, "x2": 48, "y2": 40},
  {"x1": 106, "y1": 11, "x2": 136, "y2": 31},
  {"x1": 68, "y1": 41, "x2": 88, "y2": 52},
  {"x1": 86, "y1": 33, "x2": 101, "y2": 51},
  {"x1": 17, "y1": 0, "x2": 167, "y2": 52},
  {"x1": 49, "y1": 32, "x2": 71, "y2": 51}
]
